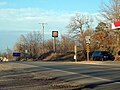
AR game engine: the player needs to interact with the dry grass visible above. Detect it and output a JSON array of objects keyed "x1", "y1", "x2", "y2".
[
  {"x1": 115, "y1": 56, "x2": 120, "y2": 61},
  {"x1": 0, "y1": 63, "x2": 37, "y2": 71},
  {"x1": 0, "y1": 62, "x2": 84, "y2": 90}
]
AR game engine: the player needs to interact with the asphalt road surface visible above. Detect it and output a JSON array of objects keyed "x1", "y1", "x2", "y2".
[{"x1": 22, "y1": 61, "x2": 120, "y2": 90}]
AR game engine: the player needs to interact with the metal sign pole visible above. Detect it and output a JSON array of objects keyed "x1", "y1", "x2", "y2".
[
  {"x1": 53, "y1": 37, "x2": 57, "y2": 53},
  {"x1": 52, "y1": 31, "x2": 58, "y2": 52},
  {"x1": 86, "y1": 44, "x2": 90, "y2": 61},
  {"x1": 87, "y1": 50, "x2": 89, "y2": 61}
]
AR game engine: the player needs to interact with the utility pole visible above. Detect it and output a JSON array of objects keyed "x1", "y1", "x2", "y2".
[{"x1": 39, "y1": 23, "x2": 47, "y2": 53}]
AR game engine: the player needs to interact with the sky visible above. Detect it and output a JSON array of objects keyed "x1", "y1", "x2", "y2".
[
  {"x1": 0, "y1": 0, "x2": 101, "y2": 12},
  {"x1": 0, "y1": 0, "x2": 109, "y2": 52}
]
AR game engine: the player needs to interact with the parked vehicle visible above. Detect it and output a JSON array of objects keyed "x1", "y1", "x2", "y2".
[{"x1": 92, "y1": 51, "x2": 115, "y2": 61}]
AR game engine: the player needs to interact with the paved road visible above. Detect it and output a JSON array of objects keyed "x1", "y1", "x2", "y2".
[{"x1": 22, "y1": 61, "x2": 120, "y2": 90}]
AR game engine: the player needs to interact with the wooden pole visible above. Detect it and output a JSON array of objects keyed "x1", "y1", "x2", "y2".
[{"x1": 74, "y1": 45, "x2": 77, "y2": 62}]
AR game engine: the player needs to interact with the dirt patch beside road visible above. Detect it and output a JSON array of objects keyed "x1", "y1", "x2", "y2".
[
  {"x1": 0, "y1": 62, "x2": 84, "y2": 90},
  {"x1": 0, "y1": 62, "x2": 37, "y2": 71}
]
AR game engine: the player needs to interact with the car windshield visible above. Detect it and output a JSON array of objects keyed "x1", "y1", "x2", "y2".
[
  {"x1": 101, "y1": 52, "x2": 109, "y2": 55},
  {"x1": 93, "y1": 51, "x2": 101, "y2": 56}
]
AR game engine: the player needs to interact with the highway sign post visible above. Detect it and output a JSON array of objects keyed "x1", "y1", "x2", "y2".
[{"x1": 52, "y1": 31, "x2": 58, "y2": 52}]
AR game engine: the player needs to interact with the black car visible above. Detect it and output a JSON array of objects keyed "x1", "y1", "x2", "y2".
[{"x1": 92, "y1": 51, "x2": 115, "y2": 61}]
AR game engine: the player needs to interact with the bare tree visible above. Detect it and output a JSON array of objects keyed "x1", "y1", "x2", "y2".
[
  {"x1": 44, "y1": 39, "x2": 53, "y2": 52},
  {"x1": 101, "y1": 0, "x2": 120, "y2": 22},
  {"x1": 67, "y1": 13, "x2": 93, "y2": 53},
  {"x1": 100, "y1": 0, "x2": 120, "y2": 57},
  {"x1": 14, "y1": 31, "x2": 43, "y2": 59},
  {"x1": 6, "y1": 47, "x2": 13, "y2": 60},
  {"x1": 60, "y1": 35, "x2": 74, "y2": 53}
]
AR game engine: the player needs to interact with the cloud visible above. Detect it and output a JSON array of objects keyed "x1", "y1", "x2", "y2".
[
  {"x1": 0, "y1": 8, "x2": 100, "y2": 32},
  {"x1": 0, "y1": 8, "x2": 74, "y2": 31}
]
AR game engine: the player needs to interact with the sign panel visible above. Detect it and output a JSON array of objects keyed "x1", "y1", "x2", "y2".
[
  {"x1": 86, "y1": 44, "x2": 90, "y2": 52},
  {"x1": 85, "y1": 36, "x2": 90, "y2": 44},
  {"x1": 13, "y1": 52, "x2": 21, "y2": 57},
  {"x1": 52, "y1": 31, "x2": 58, "y2": 37},
  {"x1": 25, "y1": 50, "x2": 28, "y2": 53},
  {"x1": 112, "y1": 21, "x2": 120, "y2": 29}
]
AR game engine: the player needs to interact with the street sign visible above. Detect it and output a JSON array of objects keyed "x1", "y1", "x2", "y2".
[
  {"x1": 85, "y1": 36, "x2": 90, "y2": 44},
  {"x1": 86, "y1": 44, "x2": 90, "y2": 52},
  {"x1": 13, "y1": 52, "x2": 21, "y2": 57},
  {"x1": 112, "y1": 21, "x2": 120, "y2": 29},
  {"x1": 52, "y1": 31, "x2": 58, "y2": 37},
  {"x1": 25, "y1": 50, "x2": 28, "y2": 53}
]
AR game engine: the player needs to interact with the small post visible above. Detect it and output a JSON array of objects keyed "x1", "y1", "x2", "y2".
[
  {"x1": 74, "y1": 45, "x2": 77, "y2": 62},
  {"x1": 25, "y1": 50, "x2": 28, "y2": 61}
]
